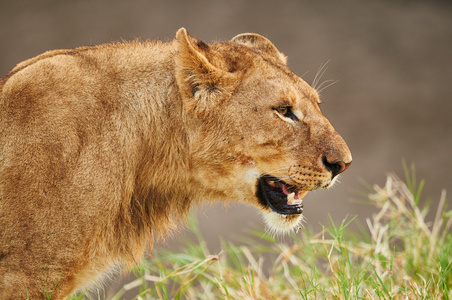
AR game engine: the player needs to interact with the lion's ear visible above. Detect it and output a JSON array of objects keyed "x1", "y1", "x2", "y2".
[
  {"x1": 231, "y1": 33, "x2": 287, "y2": 65},
  {"x1": 175, "y1": 28, "x2": 236, "y2": 113}
]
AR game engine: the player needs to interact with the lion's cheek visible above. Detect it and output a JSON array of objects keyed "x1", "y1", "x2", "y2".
[
  {"x1": 243, "y1": 168, "x2": 260, "y2": 185},
  {"x1": 227, "y1": 168, "x2": 261, "y2": 205}
]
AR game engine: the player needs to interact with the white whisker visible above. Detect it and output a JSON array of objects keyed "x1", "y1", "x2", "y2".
[
  {"x1": 317, "y1": 79, "x2": 339, "y2": 94},
  {"x1": 316, "y1": 79, "x2": 336, "y2": 91},
  {"x1": 262, "y1": 167, "x2": 290, "y2": 176},
  {"x1": 299, "y1": 70, "x2": 310, "y2": 79},
  {"x1": 312, "y1": 60, "x2": 330, "y2": 90},
  {"x1": 276, "y1": 176, "x2": 292, "y2": 182}
]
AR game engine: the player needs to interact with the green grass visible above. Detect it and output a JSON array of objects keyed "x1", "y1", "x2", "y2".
[{"x1": 73, "y1": 170, "x2": 452, "y2": 299}]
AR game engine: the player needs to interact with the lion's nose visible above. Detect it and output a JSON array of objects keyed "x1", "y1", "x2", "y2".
[{"x1": 323, "y1": 157, "x2": 352, "y2": 178}]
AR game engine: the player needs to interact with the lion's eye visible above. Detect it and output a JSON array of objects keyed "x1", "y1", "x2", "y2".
[
  {"x1": 274, "y1": 105, "x2": 298, "y2": 121},
  {"x1": 276, "y1": 106, "x2": 288, "y2": 115}
]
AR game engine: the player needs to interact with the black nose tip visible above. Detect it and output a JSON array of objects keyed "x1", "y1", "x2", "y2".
[{"x1": 323, "y1": 158, "x2": 351, "y2": 178}]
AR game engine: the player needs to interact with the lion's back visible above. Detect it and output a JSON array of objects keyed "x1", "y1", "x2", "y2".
[{"x1": 0, "y1": 46, "x2": 145, "y2": 297}]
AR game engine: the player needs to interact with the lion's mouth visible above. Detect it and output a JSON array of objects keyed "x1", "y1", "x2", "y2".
[{"x1": 256, "y1": 176, "x2": 308, "y2": 215}]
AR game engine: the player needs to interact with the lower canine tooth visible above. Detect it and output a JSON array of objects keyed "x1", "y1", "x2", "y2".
[{"x1": 287, "y1": 192, "x2": 295, "y2": 203}]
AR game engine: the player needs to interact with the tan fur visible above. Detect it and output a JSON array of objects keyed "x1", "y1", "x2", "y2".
[{"x1": 0, "y1": 28, "x2": 351, "y2": 299}]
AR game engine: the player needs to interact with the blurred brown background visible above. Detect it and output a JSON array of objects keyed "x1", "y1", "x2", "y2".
[{"x1": 1, "y1": 0, "x2": 451, "y2": 297}]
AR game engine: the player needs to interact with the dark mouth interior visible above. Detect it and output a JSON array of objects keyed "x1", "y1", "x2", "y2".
[{"x1": 256, "y1": 175, "x2": 303, "y2": 215}]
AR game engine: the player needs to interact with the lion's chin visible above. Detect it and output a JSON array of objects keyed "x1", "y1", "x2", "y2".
[{"x1": 261, "y1": 211, "x2": 304, "y2": 234}]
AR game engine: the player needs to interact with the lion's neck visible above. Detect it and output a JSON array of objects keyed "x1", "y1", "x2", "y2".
[{"x1": 118, "y1": 42, "x2": 193, "y2": 243}]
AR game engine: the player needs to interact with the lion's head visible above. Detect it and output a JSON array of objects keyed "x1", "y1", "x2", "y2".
[{"x1": 175, "y1": 29, "x2": 352, "y2": 233}]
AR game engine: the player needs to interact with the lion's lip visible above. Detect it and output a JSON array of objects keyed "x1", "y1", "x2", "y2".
[{"x1": 256, "y1": 176, "x2": 308, "y2": 215}]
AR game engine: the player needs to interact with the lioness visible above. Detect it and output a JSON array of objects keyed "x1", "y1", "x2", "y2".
[{"x1": 0, "y1": 28, "x2": 351, "y2": 299}]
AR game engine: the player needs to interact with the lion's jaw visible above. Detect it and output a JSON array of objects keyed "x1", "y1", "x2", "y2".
[{"x1": 262, "y1": 211, "x2": 305, "y2": 234}]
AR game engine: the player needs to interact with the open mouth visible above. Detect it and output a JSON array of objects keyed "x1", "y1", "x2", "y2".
[{"x1": 256, "y1": 175, "x2": 308, "y2": 215}]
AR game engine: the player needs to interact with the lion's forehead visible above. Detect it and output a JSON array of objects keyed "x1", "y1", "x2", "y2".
[{"x1": 255, "y1": 76, "x2": 320, "y2": 110}]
